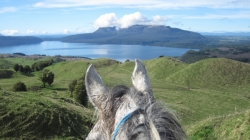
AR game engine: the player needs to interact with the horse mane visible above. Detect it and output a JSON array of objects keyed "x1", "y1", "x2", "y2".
[
  {"x1": 85, "y1": 59, "x2": 187, "y2": 140},
  {"x1": 109, "y1": 85, "x2": 187, "y2": 140}
]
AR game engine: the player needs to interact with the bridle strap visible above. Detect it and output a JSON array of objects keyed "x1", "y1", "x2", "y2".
[{"x1": 112, "y1": 108, "x2": 142, "y2": 140}]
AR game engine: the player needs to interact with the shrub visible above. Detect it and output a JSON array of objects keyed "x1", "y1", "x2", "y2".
[
  {"x1": 39, "y1": 69, "x2": 55, "y2": 87},
  {"x1": 0, "y1": 70, "x2": 14, "y2": 78},
  {"x1": 73, "y1": 79, "x2": 88, "y2": 106},
  {"x1": 13, "y1": 81, "x2": 27, "y2": 92},
  {"x1": 190, "y1": 125, "x2": 216, "y2": 140},
  {"x1": 68, "y1": 80, "x2": 77, "y2": 97},
  {"x1": 125, "y1": 59, "x2": 130, "y2": 62},
  {"x1": 70, "y1": 75, "x2": 88, "y2": 106},
  {"x1": 24, "y1": 65, "x2": 32, "y2": 73},
  {"x1": 47, "y1": 72, "x2": 54, "y2": 87},
  {"x1": 28, "y1": 85, "x2": 41, "y2": 92}
]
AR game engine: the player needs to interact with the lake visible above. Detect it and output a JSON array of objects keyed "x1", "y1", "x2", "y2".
[{"x1": 0, "y1": 41, "x2": 198, "y2": 62}]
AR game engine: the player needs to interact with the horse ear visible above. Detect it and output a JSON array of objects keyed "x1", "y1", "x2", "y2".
[
  {"x1": 132, "y1": 59, "x2": 153, "y2": 96},
  {"x1": 85, "y1": 64, "x2": 109, "y2": 110}
]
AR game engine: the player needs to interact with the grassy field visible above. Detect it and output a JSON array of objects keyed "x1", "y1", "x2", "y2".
[{"x1": 0, "y1": 56, "x2": 250, "y2": 139}]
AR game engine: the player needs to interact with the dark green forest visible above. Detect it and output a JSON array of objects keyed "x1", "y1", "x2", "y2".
[
  {"x1": 0, "y1": 36, "x2": 43, "y2": 46},
  {"x1": 180, "y1": 46, "x2": 250, "y2": 63}
]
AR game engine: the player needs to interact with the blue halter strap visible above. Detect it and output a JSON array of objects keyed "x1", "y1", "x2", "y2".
[{"x1": 112, "y1": 109, "x2": 139, "y2": 140}]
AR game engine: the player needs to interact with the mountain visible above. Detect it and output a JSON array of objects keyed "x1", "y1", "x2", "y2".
[
  {"x1": 61, "y1": 25, "x2": 208, "y2": 48},
  {"x1": 0, "y1": 36, "x2": 43, "y2": 47}
]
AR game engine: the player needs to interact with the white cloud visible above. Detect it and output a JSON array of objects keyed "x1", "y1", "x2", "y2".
[
  {"x1": 1, "y1": 29, "x2": 19, "y2": 36},
  {"x1": 33, "y1": 0, "x2": 250, "y2": 9},
  {"x1": 26, "y1": 29, "x2": 35, "y2": 34},
  {"x1": 42, "y1": 31, "x2": 48, "y2": 34},
  {"x1": 184, "y1": 11, "x2": 250, "y2": 19},
  {"x1": 63, "y1": 29, "x2": 70, "y2": 34},
  {"x1": 93, "y1": 13, "x2": 119, "y2": 28},
  {"x1": 119, "y1": 12, "x2": 149, "y2": 28},
  {"x1": 172, "y1": 21, "x2": 183, "y2": 26},
  {"x1": 152, "y1": 15, "x2": 168, "y2": 24},
  {"x1": 33, "y1": 0, "x2": 158, "y2": 8},
  {"x1": 0, "y1": 7, "x2": 17, "y2": 14},
  {"x1": 93, "y1": 12, "x2": 168, "y2": 29}
]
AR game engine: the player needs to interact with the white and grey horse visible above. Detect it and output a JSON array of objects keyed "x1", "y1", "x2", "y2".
[{"x1": 85, "y1": 59, "x2": 187, "y2": 140}]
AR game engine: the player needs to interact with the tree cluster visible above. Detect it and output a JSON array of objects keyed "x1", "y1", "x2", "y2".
[
  {"x1": 39, "y1": 69, "x2": 55, "y2": 87},
  {"x1": 0, "y1": 70, "x2": 14, "y2": 78},
  {"x1": 31, "y1": 59, "x2": 53, "y2": 71},
  {"x1": 68, "y1": 75, "x2": 88, "y2": 106},
  {"x1": 13, "y1": 64, "x2": 32, "y2": 73}
]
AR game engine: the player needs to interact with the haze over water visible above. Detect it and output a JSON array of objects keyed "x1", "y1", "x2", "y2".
[{"x1": 0, "y1": 41, "x2": 198, "y2": 62}]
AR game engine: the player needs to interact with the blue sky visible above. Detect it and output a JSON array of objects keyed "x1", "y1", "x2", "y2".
[{"x1": 0, "y1": 0, "x2": 250, "y2": 35}]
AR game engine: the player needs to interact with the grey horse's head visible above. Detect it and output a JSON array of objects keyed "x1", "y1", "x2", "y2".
[{"x1": 85, "y1": 59, "x2": 187, "y2": 140}]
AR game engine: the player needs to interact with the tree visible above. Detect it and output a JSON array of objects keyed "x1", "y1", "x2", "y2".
[
  {"x1": 47, "y1": 71, "x2": 54, "y2": 87},
  {"x1": 31, "y1": 63, "x2": 35, "y2": 70},
  {"x1": 13, "y1": 63, "x2": 19, "y2": 72},
  {"x1": 19, "y1": 65, "x2": 24, "y2": 73},
  {"x1": 50, "y1": 59, "x2": 54, "y2": 64},
  {"x1": 31, "y1": 60, "x2": 54, "y2": 72},
  {"x1": 39, "y1": 69, "x2": 55, "y2": 87},
  {"x1": 13, "y1": 81, "x2": 27, "y2": 92},
  {"x1": 37, "y1": 62, "x2": 45, "y2": 71},
  {"x1": 39, "y1": 69, "x2": 49, "y2": 87}
]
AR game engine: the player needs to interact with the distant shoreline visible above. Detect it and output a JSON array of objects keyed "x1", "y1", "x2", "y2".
[{"x1": 0, "y1": 53, "x2": 91, "y2": 61}]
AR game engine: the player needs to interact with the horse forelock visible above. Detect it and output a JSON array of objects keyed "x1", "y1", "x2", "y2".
[{"x1": 88, "y1": 85, "x2": 138, "y2": 139}]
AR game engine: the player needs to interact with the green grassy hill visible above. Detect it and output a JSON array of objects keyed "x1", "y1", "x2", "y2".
[
  {"x1": 144, "y1": 57, "x2": 187, "y2": 80},
  {"x1": 0, "y1": 56, "x2": 250, "y2": 139},
  {"x1": 0, "y1": 92, "x2": 93, "y2": 139},
  {"x1": 167, "y1": 58, "x2": 250, "y2": 93},
  {"x1": 189, "y1": 109, "x2": 250, "y2": 140}
]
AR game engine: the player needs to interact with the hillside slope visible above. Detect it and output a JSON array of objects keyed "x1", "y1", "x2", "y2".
[
  {"x1": 0, "y1": 92, "x2": 93, "y2": 139},
  {"x1": 144, "y1": 57, "x2": 187, "y2": 80},
  {"x1": 0, "y1": 59, "x2": 14, "y2": 69},
  {"x1": 167, "y1": 58, "x2": 250, "y2": 93},
  {"x1": 189, "y1": 109, "x2": 250, "y2": 140},
  {"x1": 0, "y1": 57, "x2": 250, "y2": 139}
]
